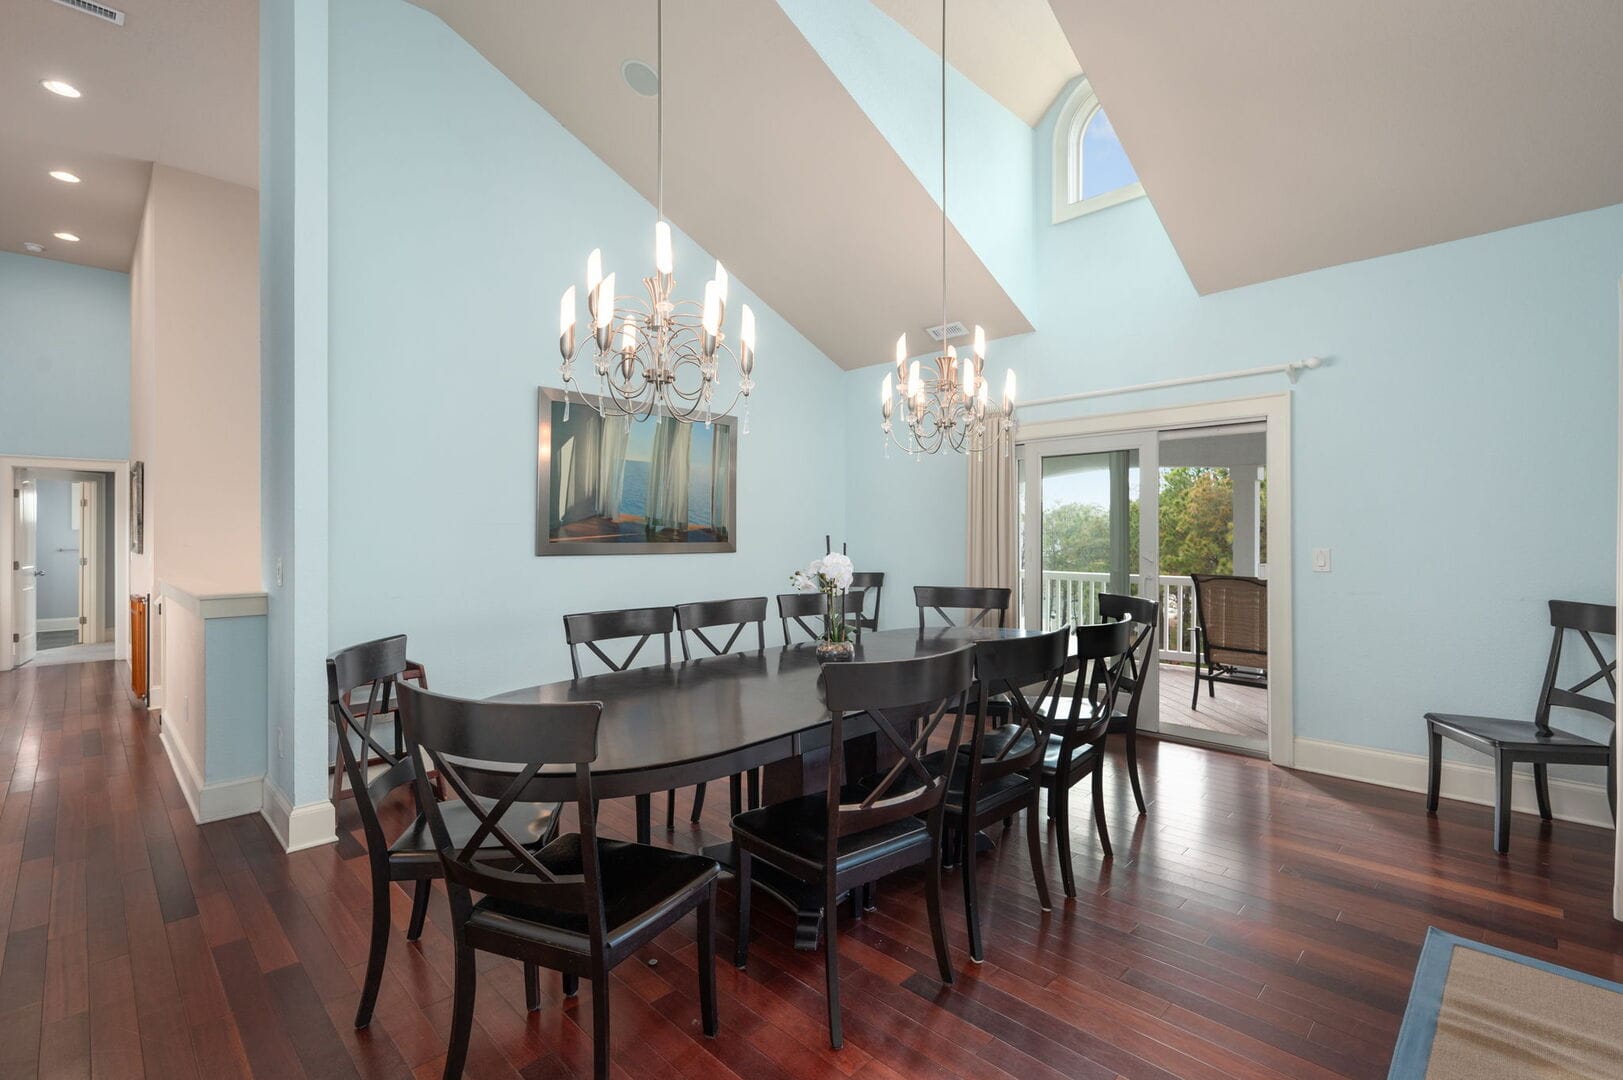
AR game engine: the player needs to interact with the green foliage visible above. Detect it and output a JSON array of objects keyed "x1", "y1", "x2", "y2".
[{"x1": 1042, "y1": 467, "x2": 1250, "y2": 577}]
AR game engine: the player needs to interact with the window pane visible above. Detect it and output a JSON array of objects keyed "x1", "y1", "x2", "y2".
[{"x1": 1081, "y1": 107, "x2": 1138, "y2": 199}]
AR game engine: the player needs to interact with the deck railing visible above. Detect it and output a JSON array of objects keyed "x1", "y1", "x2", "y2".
[{"x1": 1038, "y1": 571, "x2": 1198, "y2": 661}]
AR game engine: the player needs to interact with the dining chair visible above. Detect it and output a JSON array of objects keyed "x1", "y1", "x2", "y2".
[
  {"x1": 851, "y1": 571, "x2": 885, "y2": 631},
  {"x1": 777, "y1": 590, "x2": 866, "y2": 645},
  {"x1": 1041, "y1": 618, "x2": 1133, "y2": 896},
  {"x1": 675, "y1": 596, "x2": 769, "y2": 823},
  {"x1": 562, "y1": 605, "x2": 679, "y2": 838},
  {"x1": 1425, "y1": 599, "x2": 1617, "y2": 853},
  {"x1": 914, "y1": 585, "x2": 1010, "y2": 630},
  {"x1": 328, "y1": 636, "x2": 563, "y2": 1030},
  {"x1": 1188, "y1": 574, "x2": 1268, "y2": 708},
  {"x1": 942, "y1": 627, "x2": 1068, "y2": 962},
  {"x1": 732, "y1": 645, "x2": 975, "y2": 1049},
  {"x1": 1097, "y1": 593, "x2": 1161, "y2": 815},
  {"x1": 396, "y1": 681, "x2": 720, "y2": 1080},
  {"x1": 331, "y1": 653, "x2": 428, "y2": 802}
]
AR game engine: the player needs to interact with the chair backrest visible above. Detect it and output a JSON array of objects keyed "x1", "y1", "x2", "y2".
[
  {"x1": 562, "y1": 605, "x2": 674, "y2": 678},
  {"x1": 1053, "y1": 619, "x2": 1133, "y2": 762},
  {"x1": 675, "y1": 596, "x2": 768, "y2": 660},
  {"x1": 1190, "y1": 575, "x2": 1267, "y2": 670},
  {"x1": 914, "y1": 585, "x2": 1010, "y2": 630},
  {"x1": 820, "y1": 646, "x2": 976, "y2": 845},
  {"x1": 851, "y1": 571, "x2": 884, "y2": 631},
  {"x1": 1098, "y1": 593, "x2": 1160, "y2": 729},
  {"x1": 965, "y1": 628, "x2": 1071, "y2": 790},
  {"x1": 777, "y1": 591, "x2": 866, "y2": 645},
  {"x1": 396, "y1": 681, "x2": 605, "y2": 930},
  {"x1": 327, "y1": 635, "x2": 418, "y2": 855},
  {"x1": 1535, "y1": 600, "x2": 1618, "y2": 732}
]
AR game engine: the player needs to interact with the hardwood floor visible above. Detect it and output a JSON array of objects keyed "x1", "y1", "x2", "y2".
[{"x1": 3, "y1": 659, "x2": 1620, "y2": 1079}]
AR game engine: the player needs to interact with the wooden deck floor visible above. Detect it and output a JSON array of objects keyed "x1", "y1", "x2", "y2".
[
  {"x1": 1157, "y1": 663, "x2": 1268, "y2": 744},
  {"x1": 2, "y1": 659, "x2": 1621, "y2": 1079}
]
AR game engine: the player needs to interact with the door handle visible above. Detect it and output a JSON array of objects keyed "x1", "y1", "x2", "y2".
[{"x1": 33, "y1": 569, "x2": 44, "y2": 577}]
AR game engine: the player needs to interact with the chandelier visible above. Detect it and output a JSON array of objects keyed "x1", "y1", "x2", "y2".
[
  {"x1": 881, "y1": 0, "x2": 1016, "y2": 456},
  {"x1": 557, "y1": 0, "x2": 756, "y2": 430}
]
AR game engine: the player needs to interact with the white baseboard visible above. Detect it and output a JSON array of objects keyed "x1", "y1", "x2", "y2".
[
  {"x1": 38, "y1": 617, "x2": 78, "y2": 633},
  {"x1": 260, "y1": 781, "x2": 337, "y2": 853},
  {"x1": 157, "y1": 721, "x2": 266, "y2": 825},
  {"x1": 1292, "y1": 737, "x2": 1614, "y2": 828}
]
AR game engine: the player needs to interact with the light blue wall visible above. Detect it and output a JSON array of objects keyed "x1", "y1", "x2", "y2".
[
  {"x1": 0, "y1": 252, "x2": 130, "y2": 460},
  {"x1": 204, "y1": 614, "x2": 270, "y2": 783},
  {"x1": 776, "y1": 0, "x2": 1036, "y2": 318},
  {"x1": 326, "y1": 0, "x2": 848, "y2": 701},
  {"x1": 260, "y1": 0, "x2": 332, "y2": 807},
  {"x1": 846, "y1": 96, "x2": 1622, "y2": 765}
]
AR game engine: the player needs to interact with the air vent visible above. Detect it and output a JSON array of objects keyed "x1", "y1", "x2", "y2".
[
  {"x1": 925, "y1": 321, "x2": 969, "y2": 343},
  {"x1": 49, "y1": 0, "x2": 125, "y2": 25}
]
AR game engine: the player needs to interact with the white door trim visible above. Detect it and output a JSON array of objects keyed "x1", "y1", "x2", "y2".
[
  {"x1": 1014, "y1": 392, "x2": 1295, "y2": 766},
  {"x1": 0, "y1": 456, "x2": 129, "y2": 673}
]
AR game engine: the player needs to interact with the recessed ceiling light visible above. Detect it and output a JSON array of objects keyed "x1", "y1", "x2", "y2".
[
  {"x1": 53, "y1": 232, "x2": 80, "y2": 242},
  {"x1": 621, "y1": 59, "x2": 660, "y2": 97},
  {"x1": 49, "y1": 170, "x2": 81, "y2": 184},
  {"x1": 41, "y1": 79, "x2": 82, "y2": 98},
  {"x1": 23, "y1": 242, "x2": 46, "y2": 254}
]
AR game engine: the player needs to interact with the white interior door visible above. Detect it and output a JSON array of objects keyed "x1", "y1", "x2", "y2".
[
  {"x1": 12, "y1": 478, "x2": 38, "y2": 666},
  {"x1": 77, "y1": 480, "x2": 101, "y2": 645},
  {"x1": 1018, "y1": 431, "x2": 1161, "y2": 725}
]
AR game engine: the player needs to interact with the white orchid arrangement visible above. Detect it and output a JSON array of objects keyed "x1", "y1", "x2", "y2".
[{"x1": 790, "y1": 552, "x2": 855, "y2": 644}]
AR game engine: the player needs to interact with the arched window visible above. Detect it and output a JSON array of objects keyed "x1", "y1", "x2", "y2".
[{"x1": 1052, "y1": 77, "x2": 1144, "y2": 223}]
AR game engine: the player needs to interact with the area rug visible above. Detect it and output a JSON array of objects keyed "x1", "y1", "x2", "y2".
[{"x1": 1389, "y1": 927, "x2": 1623, "y2": 1078}]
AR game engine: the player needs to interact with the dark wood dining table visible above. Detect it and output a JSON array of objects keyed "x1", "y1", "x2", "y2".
[{"x1": 487, "y1": 625, "x2": 1056, "y2": 948}]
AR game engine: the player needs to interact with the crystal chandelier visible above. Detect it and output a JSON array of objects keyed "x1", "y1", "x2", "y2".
[
  {"x1": 881, "y1": 0, "x2": 1016, "y2": 456},
  {"x1": 557, "y1": 0, "x2": 756, "y2": 430}
]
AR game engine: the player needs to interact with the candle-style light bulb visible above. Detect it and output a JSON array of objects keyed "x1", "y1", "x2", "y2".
[
  {"x1": 907, "y1": 359, "x2": 922, "y2": 399},
  {"x1": 713, "y1": 261, "x2": 729, "y2": 303},
  {"x1": 558, "y1": 286, "x2": 576, "y2": 359},
  {"x1": 654, "y1": 222, "x2": 673, "y2": 275},
  {"x1": 972, "y1": 324, "x2": 986, "y2": 360},
  {"x1": 895, "y1": 334, "x2": 908, "y2": 382},
  {"x1": 1002, "y1": 369, "x2": 1017, "y2": 413},
  {"x1": 881, "y1": 373, "x2": 894, "y2": 419},
  {"x1": 740, "y1": 304, "x2": 756, "y2": 352},
  {"x1": 593, "y1": 273, "x2": 615, "y2": 329},
  {"x1": 958, "y1": 353, "x2": 974, "y2": 394},
  {"x1": 702, "y1": 280, "x2": 720, "y2": 336},
  {"x1": 619, "y1": 319, "x2": 637, "y2": 354}
]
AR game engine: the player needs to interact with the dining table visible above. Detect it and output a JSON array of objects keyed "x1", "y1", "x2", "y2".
[{"x1": 487, "y1": 624, "x2": 1062, "y2": 949}]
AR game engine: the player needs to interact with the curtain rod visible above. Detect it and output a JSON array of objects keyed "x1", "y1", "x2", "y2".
[{"x1": 1016, "y1": 357, "x2": 1322, "y2": 411}]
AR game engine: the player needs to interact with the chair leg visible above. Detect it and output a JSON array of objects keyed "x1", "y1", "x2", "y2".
[
  {"x1": 925, "y1": 843, "x2": 954, "y2": 985},
  {"x1": 1124, "y1": 727, "x2": 1146, "y2": 815},
  {"x1": 355, "y1": 868, "x2": 391, "y2": 1028},
  {"x1": 1492, "y1": 753, "x2": 1512, "y2": 855},
  {"x1": 729, "y1": 773, "x2": 743, "y2": 817},
  {"x1": 961, "y1": 820, "x2": 983, "y2": 963},
  {"x1": 524, "y1": 962, "x2": 541, "y2": 1012},
  {"x1": 590, "y1": 963, "x2": 611, "y2": 1080},
  {"x1": 666, "y1": 788, "x2": 676, "y2": 831},
  {"x1": 697, "y1": 885, "x2": 719, "y2": 1037},
  {"x1": 406, "y1": 879, "x2": 431, "y2": 942},
  {"x1": 1533, "y1": 762, "x2": 1553, "y2": 821},
  {"x1": 444, "y1": 942, "x2": 476, "y2": 1080},
  {"x1": 1026, "y1": 791, "x2": 1051, "y2": 913},
  {"x1": 1053, "y1": 782, "x2": 1076, "y2": 899},
  {"x1": 563, "y1": 972, "x2": 579, "y2": 997},
  {"x1": 747, "y1": 769, "x2": 760, "y2": 810},
  {"x1": 690, "y1": 781, "x2": 707, "y2": 824},
  {"x1": 1091, "y1": 766, "x2": 1113, "y2": 859},
  {"x1": 1425, "y1": 724, "x2": 1442, "y2": 814},
  {"x1": 733, "y1": 850, "x2": 752, "y2": 969},
  {"x1": 1190, "y1": 664, "x2": 1200, "y2": 710},
  {"x1": 635, "y1": 794, "x2": 652, "y2": 845},
  {"x1": 823, "y1": 880, "x2": 844, "y2": 1050}
]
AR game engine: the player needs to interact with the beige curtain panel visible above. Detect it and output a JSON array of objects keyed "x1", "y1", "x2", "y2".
[{"x1": 965, "y1": 424, "x2": 1018, "y2": 621}]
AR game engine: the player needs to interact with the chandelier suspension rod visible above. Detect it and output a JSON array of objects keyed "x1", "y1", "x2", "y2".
[
  {"x1": 940, "y1": 0, "x2": 947, "y2": 349},
  {"x1": 656, "y1": 0, "x2": 664, "y2": 221}
]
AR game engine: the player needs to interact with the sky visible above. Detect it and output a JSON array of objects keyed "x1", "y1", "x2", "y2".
[{"x1": 1082, "y1": 108, "x2": 1139, "y2": 199}]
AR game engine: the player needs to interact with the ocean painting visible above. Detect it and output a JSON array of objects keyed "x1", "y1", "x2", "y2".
[{"x1": 537, "y1": 388, "x2": 736, "y2": 555}]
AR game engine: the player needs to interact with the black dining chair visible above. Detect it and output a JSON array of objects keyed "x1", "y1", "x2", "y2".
[
  {"x1": 396, "y1": 681, "x2": 720, "y2": 1080},
  {"x1": 1097, "y1": 593, "x2": 1161, "y2": 815},
  {"x1": 851, "y1": 571, "x2": 885, "y2": 631},
  {"x1": 777, "y1": 591, "x2": 866, "y2": 646},
  {"x1": 1425, "y1": 599, "x2": 1617, "y2": 854},
  {"x1": 914, "y1": 585, "x2": 1010, "y2": 630},
  {"x1": 562, "y1": 606, "x2": 681, "y2": 839},
  {"x1": 328, "y1": 636, "x2": 563, "y2": 1030},
  {"x1": 942, "y1": 627, "x2": 1068, "y2": 962},
  {"x1": 675, "y1": 596, "x2": 769, "y2": 823},
  {"x1": 1041, "y1": 618, "x2": 1133, "y2": 896},
  {"x1": 331, "y1": 654, "x2": 429, "y2": 803},
  {"x1": 732, "y1": 645, "x2": 975, "y2": 1049}
]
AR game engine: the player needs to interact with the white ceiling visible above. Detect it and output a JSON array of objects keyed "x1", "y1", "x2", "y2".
[
  {"x1": 0, "y1": 0, "x2": 257, "y2": 272},
  {"x1": 410, "y1": 0, "x2": 1031, "y2": 370},
  {"x1": 1047, "y1": 0, "x2": 1623, "y2": 294},
  {"x1": 872, "y1": 0, "x2": 1080, "y2": 125}
]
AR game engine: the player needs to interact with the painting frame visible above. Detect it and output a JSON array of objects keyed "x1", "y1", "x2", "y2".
[
  {"x1": 535, "y1": 386, "x2": 738, "y2": 556},
  {"x1": 129, "y1": 461, "x2": 144, "y2": 554}
]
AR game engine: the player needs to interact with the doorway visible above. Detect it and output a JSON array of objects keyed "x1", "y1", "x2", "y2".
[{"x1": 1014, "y1": 394, "x2": 1294, "y2": 764}]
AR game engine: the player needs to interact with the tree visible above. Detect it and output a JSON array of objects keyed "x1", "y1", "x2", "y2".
[{"x1": 1158, "y1": 467, "x2": 1233, "y2": 575}]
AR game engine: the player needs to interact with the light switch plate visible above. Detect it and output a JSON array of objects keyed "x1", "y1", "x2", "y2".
[{"x1": 1312, "y1": 547, "x2": 1332, "y2": 572}]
